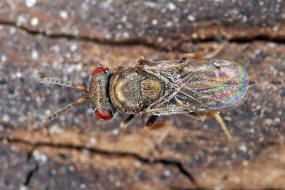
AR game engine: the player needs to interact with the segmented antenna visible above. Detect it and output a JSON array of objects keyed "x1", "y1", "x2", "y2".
[
  {"x1": 39, "y1": 77, "x2": 91, "y2": 128},
  {"x1": 39, "y1": 77, "x2": 91, "y2": 95},
  {"x1": 39, "y1": 77, "x2": 79, "y2": 88},
  {"x1": 42, "y1": 96, "x2": 90, "y2": 127},
  {"x1": 45, "y1": 102, "x2": 77, "y2": 124}
]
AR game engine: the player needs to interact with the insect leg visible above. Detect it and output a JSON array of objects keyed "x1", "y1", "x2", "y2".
[
  {"x1": 39, "y1": 77, "x2": 91, "y2": 95},
  {"x1": 144, "y1": 115, "x2": 171, "y2": 131},
  {"x1": 144, "y1": 115, "x2": 159, "y2": 131},
  {"x1": 213, "y1": 113, "x2": 232, "y2": 140},
  {"x1": 180, "y1": 42, "x2": 226, "y2": 60},
  {"x1": 204, "y1": 42, "x2": 226, "y2": 59},
  {"x1": 188, "y1": 112, "x2": 232, "y2": 140},
  {"x1": 136, "y1": 56, "x2": 156, "y2": 70},
  {"x1": 188, "y1": 112, "x2": 202, "y2": 119},
  {"x1": 120, "y1": 114, "x2": 135, "y2": 129},
  {"x1": 180, "y1": 53, "x2": 203, "y2": 61},
  {"x1": 249, "y1": 81, "x2": 255, "y2": 87}
]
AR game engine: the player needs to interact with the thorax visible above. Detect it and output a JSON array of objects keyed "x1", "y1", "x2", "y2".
[{"x1": 109, "y1": 68, "x2": 164, "y2": 113}]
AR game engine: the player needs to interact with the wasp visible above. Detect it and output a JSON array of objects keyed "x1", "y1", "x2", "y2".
[{"x1": 39, "y1": 53, "x2": 253, "y2": 140}]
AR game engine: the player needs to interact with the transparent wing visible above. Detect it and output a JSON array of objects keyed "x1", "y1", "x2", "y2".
[{"x1": 143, "y1": 59, "x2": 249, "y2": 115}]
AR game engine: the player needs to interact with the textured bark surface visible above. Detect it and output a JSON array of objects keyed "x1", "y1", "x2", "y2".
[{"x1": 0, "y1": 0, "x2": 285, "y2": 189}]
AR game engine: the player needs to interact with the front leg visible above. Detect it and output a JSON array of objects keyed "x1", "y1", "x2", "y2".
[{"x1": 136, "y1": 56, "x2": 157, "y2": 70}]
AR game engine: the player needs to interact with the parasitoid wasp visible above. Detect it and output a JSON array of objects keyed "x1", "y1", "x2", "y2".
[{"x1": 39, "y1": 49, "x2": 253, "y2": 140}]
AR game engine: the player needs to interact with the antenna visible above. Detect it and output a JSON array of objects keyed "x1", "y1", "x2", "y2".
[
  {"x1": 39, "y1": 77, "x2": 91, "y2": 95},
  {"x1": 43, "y1": 96, "x2": 90, "y2": 126},
  {"x1": 39, "y1": 77, "x2": 91, "y2": 127}
]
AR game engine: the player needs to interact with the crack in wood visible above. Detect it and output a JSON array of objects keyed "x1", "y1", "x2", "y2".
[
  {"x1": 1, "y1": 135, "x2": 281, "y2": 189},
  {"x1": 1, "y1": 136, "x2": 198, "y2": 188},
  {"x1": 23, "y1": 162, "x2": 39, "y2": 186},
  {"x1": 1, "y1": 20, "x2": 285, "y2": 55},
  {"x1": 0, "y1": 20, "x2": 173, "y2": 52}
]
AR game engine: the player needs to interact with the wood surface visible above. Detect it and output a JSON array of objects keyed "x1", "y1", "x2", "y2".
[{"x1": 0, "y1": 0, "x2": 285, "y2": 189}]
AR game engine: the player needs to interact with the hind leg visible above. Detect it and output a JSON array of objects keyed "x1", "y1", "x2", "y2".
[
  {"x1": 188, "y1": 112, "x2": 232, "y2": 140},
  {"x1": 144, "y1": 115, "x2": 172, "y2": 153}
]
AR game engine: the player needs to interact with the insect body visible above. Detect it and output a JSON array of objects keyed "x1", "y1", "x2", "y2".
[{"x1": 40, "y1": 57, "x2": 252, "y2": 140}]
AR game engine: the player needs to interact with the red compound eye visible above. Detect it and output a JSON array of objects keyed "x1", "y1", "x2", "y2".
[
  {"x1": 92, "y1": 67, "x2": 109, "y2": 75},
  {"x1": 95, "y1": 109, "x2": 113, "y2": 120}
]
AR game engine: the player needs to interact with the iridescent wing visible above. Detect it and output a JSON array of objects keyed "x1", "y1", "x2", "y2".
[{"x1": 142, "y1": 59, "x2": 249, "y2": 115}]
